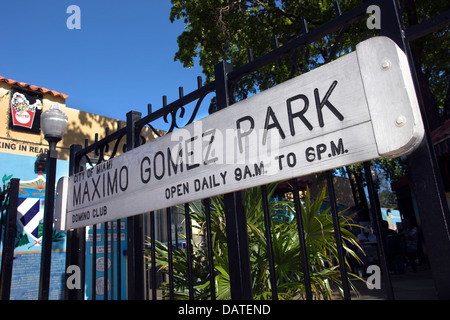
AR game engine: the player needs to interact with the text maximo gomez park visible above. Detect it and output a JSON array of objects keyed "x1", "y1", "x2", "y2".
[{"x1": 56, "y1": 37, "x2": 423, "y2": 230}]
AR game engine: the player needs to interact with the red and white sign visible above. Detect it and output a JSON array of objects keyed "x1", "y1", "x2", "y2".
[{"x1": 10, "y1": 92, "x2": 42, "y2": 129}]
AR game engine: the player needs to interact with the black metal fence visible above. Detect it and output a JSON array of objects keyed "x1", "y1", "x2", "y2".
[
  {"x1": 0, "y1": 0, "x2": 449, "y2": 300},
  {"x1": 0, "y1": 178, "x2": 20, "y2": 300},
  {"x1": 61, "y1": 0, "x2": 450, "y2": 300}
]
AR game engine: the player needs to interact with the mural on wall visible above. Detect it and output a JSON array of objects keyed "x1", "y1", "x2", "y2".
[
  {"x1": 2, "y1": 172, "x2": 65, "y2": 250},
  {"x1": 17, "y1": 195, "x2": 45, "y2": 248},
  {"x1": 1, "y1": 169, "x2": 67, "y2": 299},
  {"x1": 18, "y1": 175, "x2": 65, "y2": 249},
  {"x1": 9, "y1": 89, "x2": 43, "y2": 133}
]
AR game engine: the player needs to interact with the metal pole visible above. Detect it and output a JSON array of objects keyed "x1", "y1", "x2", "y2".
[
  {"x1": 116, "y1": 219, "x2": 122, "y2": 300},
  {"x1": 214, "y1": 61, "x2": 253, "y2": 300},
  {"x1": 65, "y1": 144, "x2": 86, "y2": 300},
  {"x1": 125, "y1": 111, "x2": 145, "y2": 300},
  {"x1": 379, "y1": 0, "x2": 450, "y2": 299},
  {"x1": 166, "y1": 207, "x2": 175, "y2": 299},
  {"x1": 223, "y1": 191, "x2": 253, "y2": 300},
  {"x1": 104, "y1": 222, "x2": 108, "y2": 300},
  {"x1": 260, "y1": 185, "x2": 278, "y2": 300},
  {"x1": 203, "y1": 198, "x2": 216, "y2": 300},
  {"x1": 363, "y1": 162, "x2": 394, "y2": 300},
  {"x1": 110, "y1": 222, "x2": 115, "y2": 299},
  {"x1": 326, "y1": 171, "x2": 351, "y2": 300},
  {"x1": 0, "y1": 178, "x2": 20, "y2": 300},
  {"x1": 291, "y1": 178, "x2": 313, "y2": 300},
  {"x1": 39, "y1": 139, "x2": 58, "y2": 300},
  {"x1": 149, "y1": 212, "x2": 157, "y2": 300},
  {"x1": 184, "y1": 203, "x2": 194, "y2": 299},
  {"x1": 92, "y1": 224, "x2": 97, "y2": 300}
]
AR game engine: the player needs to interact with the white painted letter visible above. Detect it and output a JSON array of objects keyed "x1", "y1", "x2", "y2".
[
  {"x1": 66, "y1": 265, "x2": 81, "y2": 289},
  {"x1": 67, "y1": 5, "x2": 81, "y2": 30},
  {"x1": 366, "y1": 5, "x2": 381, "y2": 30},
  {"x1": 366, "y1": 265, "x2": 381, "y2": 289}
]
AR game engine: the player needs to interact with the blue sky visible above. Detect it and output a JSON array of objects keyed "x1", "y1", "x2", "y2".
[{"x1": 0, "y1": 1, "x2": 204, "y2": 130}]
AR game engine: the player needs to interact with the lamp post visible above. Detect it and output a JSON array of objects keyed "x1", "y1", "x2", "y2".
[{"x1": 39, "y1": 103, "x2": 68, "y2": 300}]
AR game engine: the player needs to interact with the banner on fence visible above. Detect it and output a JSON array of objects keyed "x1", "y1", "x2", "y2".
[{"x1": 56, "y1": 37, "x2": 424, "y2": 230}]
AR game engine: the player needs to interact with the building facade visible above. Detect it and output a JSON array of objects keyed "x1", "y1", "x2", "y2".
[{"x1": 0, "y1": 75, "x2": 136, "y2": 299}]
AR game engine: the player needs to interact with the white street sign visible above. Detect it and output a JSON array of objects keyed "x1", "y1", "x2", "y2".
[{"x1": 56, "y1": 36, "x2": 424, "y2": 230}]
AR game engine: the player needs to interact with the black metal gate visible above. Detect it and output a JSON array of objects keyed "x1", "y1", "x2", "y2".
[
  {"x1": 64, "y1": 0, "x2": 450, "y2": 300},
  {"x1": 1, "y1": 0, "x2": 449, "y2": 300}
]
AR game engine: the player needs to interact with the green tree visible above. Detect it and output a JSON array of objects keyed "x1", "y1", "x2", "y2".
[
  {"x1": 145, "y1": 185, "x2": 363, "y2": 300},
  {"x1": 170, "y1": 0, "x2": 448, "y2": 120},
  {"x1": 169, "y1": 0, "x2": 448, "y2": 220},
  {"x1": 402, "y1": 0, "x2": 450, "y2": 128},
  {"x1": 170, "y1": 0, "x2": 370, "y2": 101},
  {"x1": 378, "y1": 188, "x2": 398, "y2": 209}
]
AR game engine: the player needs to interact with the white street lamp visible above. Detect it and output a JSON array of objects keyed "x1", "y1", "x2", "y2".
[
  {"x1": 39, "y1": 103, "x2": 68, "y2": 300},
  {"x1": 40, "y1": 103, "x2": 68, "y2": 147}
]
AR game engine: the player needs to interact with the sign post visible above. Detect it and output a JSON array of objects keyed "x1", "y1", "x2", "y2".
[{"x1": 56, "y1": 37, "x2": 424, "y2": 230}]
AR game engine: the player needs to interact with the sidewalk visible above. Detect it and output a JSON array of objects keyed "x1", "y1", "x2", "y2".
[{"x1": 350, "y1": 265, "x2": 437, "y2": 300}]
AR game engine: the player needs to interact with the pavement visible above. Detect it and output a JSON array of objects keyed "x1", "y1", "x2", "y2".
[{"x1": 348, "y1": 265, "x2": 438, "y2": 300}]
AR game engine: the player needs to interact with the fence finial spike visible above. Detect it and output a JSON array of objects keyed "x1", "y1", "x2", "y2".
[
  {"x1": 273, "y1": 35, "x2": 283, "y2": 68},
  {"x1": 272, "y1": 35, "x2": 279, "y2": 49},
  {"x1": 94, "y1": 133, "x2": 99, "y2": 156},
  {"x1": 247, "y1": 48, "x2": 254, "y2": 63},
  {"x1": 333, "y1": 1, "x2": 342, "y2": 16},
  {"x1": 301, "y1": 18, "x2": 309, "y2": 34}
]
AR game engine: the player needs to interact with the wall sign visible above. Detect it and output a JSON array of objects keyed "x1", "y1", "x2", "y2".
[
  {"x1": 9, "y1": 89, "x2": 43, "y2": 133},
  {"x1": 56, "y1": 37, "x2": 424, "y2": 230}
]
